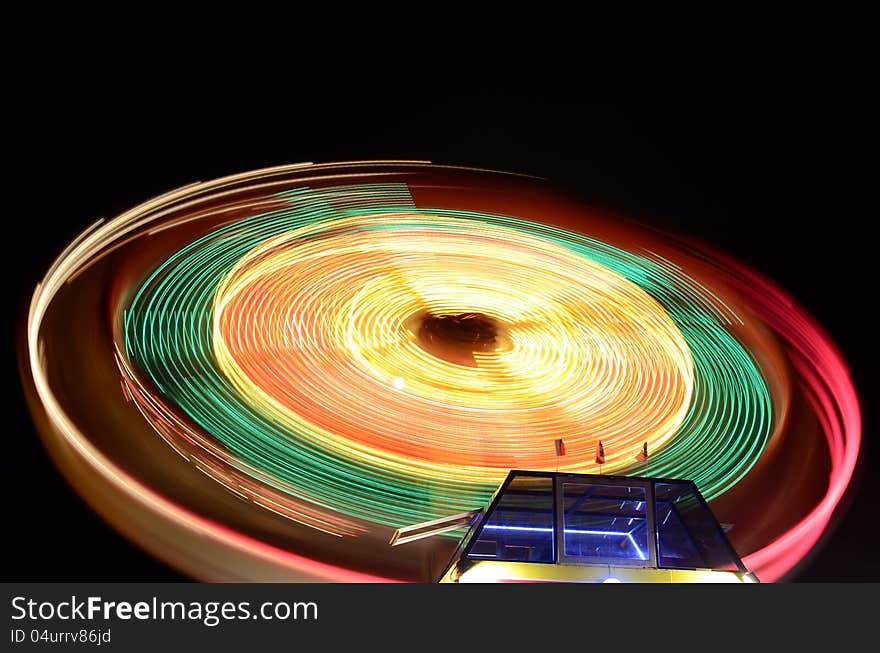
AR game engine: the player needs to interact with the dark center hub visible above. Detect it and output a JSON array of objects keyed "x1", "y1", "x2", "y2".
[{"x1": 416, "y1": 312, "x2": 501, "y2": 367}]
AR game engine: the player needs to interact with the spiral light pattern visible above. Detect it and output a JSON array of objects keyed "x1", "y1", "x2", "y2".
[
  {"x1": 123, "y1": 183, "x2": 772, "y2": 531},
  {"x1": 23, "y1": 162, "x2": 861, "y2": 582}
]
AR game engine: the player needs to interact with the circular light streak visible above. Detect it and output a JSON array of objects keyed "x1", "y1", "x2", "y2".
[
  {"x1": 22, "y1": 162, "x2": 861, "y2": 582},
  {"x1": 123, "y1": 189, "x2": 771, "y2": 528}
]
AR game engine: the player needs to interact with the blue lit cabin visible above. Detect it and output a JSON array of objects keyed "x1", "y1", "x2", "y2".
[{"x1": 390, "y1": 470, "x2": 758, "y2": 583}]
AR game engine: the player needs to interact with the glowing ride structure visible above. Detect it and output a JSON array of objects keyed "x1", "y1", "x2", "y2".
[
  {"x1": 391, "y1": 470, "x2": 759, "y2": 583},
  {"x1": 21, "y1": 162, "x2": 861, "y2": 582}
]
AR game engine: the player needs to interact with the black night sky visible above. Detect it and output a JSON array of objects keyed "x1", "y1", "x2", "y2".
[{"x1": 5, "y1": 16, "x2": 877, "y2": 581}]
